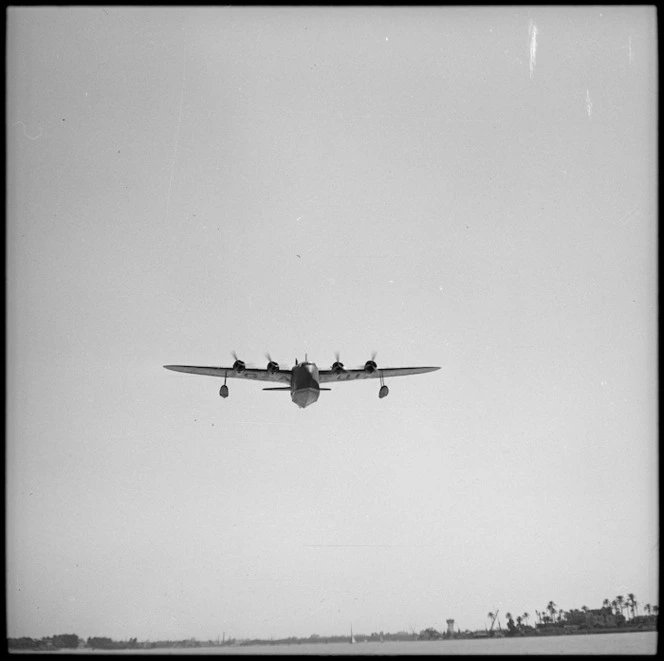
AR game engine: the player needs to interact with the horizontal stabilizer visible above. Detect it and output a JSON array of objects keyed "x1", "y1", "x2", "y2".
[{"x1": 262, "y1": 387, "x2": 332, "y2": 391}]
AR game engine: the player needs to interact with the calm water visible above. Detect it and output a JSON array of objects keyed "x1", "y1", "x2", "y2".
[{"x1": 40, "y1": 632, "x2": 656, "y2": 655}]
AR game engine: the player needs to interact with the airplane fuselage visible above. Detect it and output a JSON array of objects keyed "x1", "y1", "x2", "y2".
[{"x1": 290, "y1": 362, "x2": 321, "y2": 409}]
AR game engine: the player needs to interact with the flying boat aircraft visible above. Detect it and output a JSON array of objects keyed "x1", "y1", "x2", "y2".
[{"x1": 164, "y1": 353, "x2": 440, "y2": 409}]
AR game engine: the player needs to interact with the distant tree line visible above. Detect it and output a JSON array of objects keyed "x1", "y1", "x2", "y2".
[
  {"x1": 500, "y1": 594, "x2": 658, "y2": 637},
  {"x1": 7, "y1": 635, "x2": 230, "y2": 651},
  {"x1": 237, "y1": 630, "x2": 417, "y2": 646},
  {"x1": 86, "y1": 636, "x2": 139, "y2": 649},
  {"x1": 7, "y1": 634, "x2": 80, "y2": 650}
]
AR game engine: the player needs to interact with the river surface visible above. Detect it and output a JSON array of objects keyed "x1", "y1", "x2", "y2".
[{"x1": 32, "y1": 631, "x2": 657, "y2": 654}]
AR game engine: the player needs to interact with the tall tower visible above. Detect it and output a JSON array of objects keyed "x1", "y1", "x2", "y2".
[{"x1": 446, "y1": 619, "x2": 455, "y2": 636}]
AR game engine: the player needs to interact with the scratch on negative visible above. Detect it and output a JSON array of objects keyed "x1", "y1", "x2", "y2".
[
  {"x1": 528, "y1": 20, "x2": 538, "y2": 79},
  {"x1": 615, "y1": 205, "x2": 641, "y2": 227},
  {"x1": 304, "y1": 544, "x2": 432, "y2": 548},
  {"x1": 13, "y1": 121, "x2": 43, "y2": 140}
]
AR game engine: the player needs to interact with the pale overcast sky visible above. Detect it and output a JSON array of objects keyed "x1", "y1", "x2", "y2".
[{"x1": 7, "y1": 6, "x2": 657, "y2": 642}]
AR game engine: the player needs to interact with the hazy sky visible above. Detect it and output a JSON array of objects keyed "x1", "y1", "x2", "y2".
[{"x1": 7, "y1": 6, "x2": 657, "y2": 642}]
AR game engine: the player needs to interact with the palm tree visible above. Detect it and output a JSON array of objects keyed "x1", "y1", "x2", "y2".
[
  {"x1": 611, "y1": 600, "x2": 618, "y2": 616},
  {"x1": 616, "y1": 595, "x2": 625, "y2": 617},
  {"x1": 547, "y1": 601, "x2": 557, "y2": 623},
  {"x1": 535, "y1": 610, "x2": 541, "y2": 624},
  {"x1": 602, "y1": 599, "x2": 611, "y2": 610},
  {"x1": 517, "y1": 615, "x2": 523, "y2": 628},
  {"x1": 523, "y1": 612, "x2": 530, "y2": 627},
  {"x1": 644, "y1": 604, "x2": 651, "y2": 615},
  {"x1": 653, "y1": 606, "x2": 658, "y2": 616},
  {"x1": 627, "y1": 593, "x2": 638, "y2": 618}
]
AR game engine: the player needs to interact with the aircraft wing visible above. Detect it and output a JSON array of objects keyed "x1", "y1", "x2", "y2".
[
  {"x1": 318, "y1": 366, "x2": 440, "y2": 384},
  {"x1": 163, "y1": 365, "x2": 291, "y2": 384}
]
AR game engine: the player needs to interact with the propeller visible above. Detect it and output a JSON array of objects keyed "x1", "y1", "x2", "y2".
[
  {"x1": 331, "y1": 351, "x2": 345, "y2": 373},
  {"x1": 364, "y1": 351, "x2": 378, "y2": 373},
  {"x1": 231, "y1": 351, "x2": 246, "y2": 373},
  {"x1": 265, "y1": 352, "x2": 280, "y2": 374}
]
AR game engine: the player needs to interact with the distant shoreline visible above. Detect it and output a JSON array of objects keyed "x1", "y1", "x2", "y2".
[
  {"x1": 8, "y1": 632, "x2": 658, "y2": 655},
  {"x1": 8, "y1": 628, "x2": 658, "y2": 653},
  {"x1": 467, "y1": 625, "x2": 658, "y2": 639}
]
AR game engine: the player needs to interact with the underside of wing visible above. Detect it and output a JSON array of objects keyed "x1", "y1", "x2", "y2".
[
  {"x1": 318, "y1": 366, "x2": 440, "y2": 384},
  {"x1": 164, "y1": 365, "x2": 291, "y2": 384}
]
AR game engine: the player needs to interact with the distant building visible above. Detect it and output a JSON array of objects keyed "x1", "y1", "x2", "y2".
[
  {"x1": 446, "y1": 619, "x2": 455, "y2": 635},
  {"x1": 554, "y1": 607, "x2": 625, "y2": 629}
]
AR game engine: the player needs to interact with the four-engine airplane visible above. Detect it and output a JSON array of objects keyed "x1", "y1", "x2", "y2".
[{"x1": 164, "y1": 354, "x2": 440, "y2": 409}]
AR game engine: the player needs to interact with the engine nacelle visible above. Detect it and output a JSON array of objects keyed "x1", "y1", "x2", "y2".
[
  {"x1": 266, "y1": 360, "x2": 279, "y2": 374},
  {"x1": 364, "y1": 359, "x2": 377, "y2": 374},
  {"x1": 232, "y1": 359, "x2": 245, "y2": 373},
  {"x1": 220, "y1": 384, "x2": 229, "y2": 398},
  {"x1": 331, "y1": 360, "x2": 345, "y2": 374}
]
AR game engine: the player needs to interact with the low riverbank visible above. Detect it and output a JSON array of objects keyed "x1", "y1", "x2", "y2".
[
  {"x1": 467, "y1": 624, "x2": 657, "y2": 639},
  {"x1": 11, "y1": 632, "x2": 656, "y2": 655}
]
